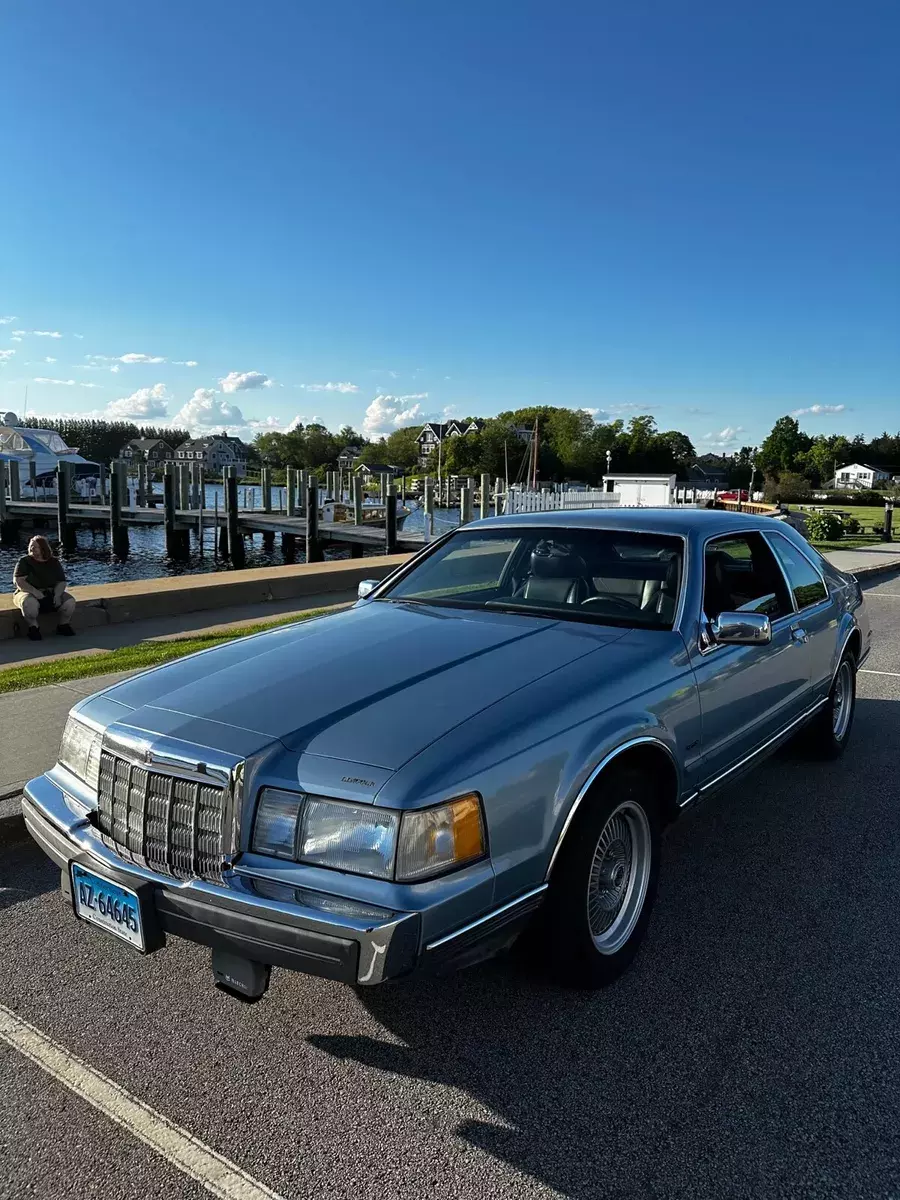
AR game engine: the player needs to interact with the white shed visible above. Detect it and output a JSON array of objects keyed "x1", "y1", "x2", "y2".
[{"x1": 602, "y1": 474, "x2": 675, "y2": 507}]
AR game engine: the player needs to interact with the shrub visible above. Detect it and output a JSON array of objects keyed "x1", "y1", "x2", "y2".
[
  {"x1": 805, "y1": 511, "x2": 844, "y2": 541},
  {"x1": 841, "y1": 516, "x2": 861, "y2": 535}
]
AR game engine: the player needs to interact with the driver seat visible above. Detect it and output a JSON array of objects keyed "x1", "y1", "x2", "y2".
[{"x1": 514, "y1": 542, "x2": 589, "y2": 606}]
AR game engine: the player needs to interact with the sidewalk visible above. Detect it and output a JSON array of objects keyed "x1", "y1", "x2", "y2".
[
  {"x1": 0, "y1": 590, "x2": 355, "y2": 668},
  {"x1": 821, "y1": 543, "x2": 900, "y2": 577}
]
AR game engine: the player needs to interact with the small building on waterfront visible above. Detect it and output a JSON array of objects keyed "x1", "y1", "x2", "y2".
[
  {"x1": 415, "y1": 419, "x2": 484, "y2": 469},
  {"x1": 602, "y1": 473, "x2": 675, "y2": 507},
  {"x1": 175, "y1": 434, "x2": 249, "y2": 476},
  {"x1": 120, "y1": 438, "x2": 174, "y2": 464}
]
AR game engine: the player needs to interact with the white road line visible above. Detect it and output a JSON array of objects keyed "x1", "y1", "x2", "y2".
[
  {"x1": 860, "y1": 669, "x2": 900, "y2": 678},
  {"x1": 0, "y1": 1003, "x2": 285, "y2": 1200}
]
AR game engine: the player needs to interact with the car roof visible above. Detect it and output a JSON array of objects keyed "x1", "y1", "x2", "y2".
[{"x1": 472, "y1": 507, "x2": 771, "y2": 537}]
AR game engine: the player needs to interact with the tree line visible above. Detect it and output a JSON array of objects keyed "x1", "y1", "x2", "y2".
[
  {"x1": 19, "y1": 411, "x2": 896, "y2": 491},
  {"x1": 756, "y1": 416, "x2": 900, "y2": 495}
]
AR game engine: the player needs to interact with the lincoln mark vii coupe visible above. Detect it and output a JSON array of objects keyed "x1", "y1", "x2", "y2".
[{"x1": 23, "y1": 509, "x2": 870, "y2": 1000}]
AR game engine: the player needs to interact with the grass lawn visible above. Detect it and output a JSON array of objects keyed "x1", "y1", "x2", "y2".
[
  {"x1": 791, "y1": 503, "x2": 889, "y2": 552},
  {"x1": 0, "y1": 606, "x2": 341, "y2": 695}
]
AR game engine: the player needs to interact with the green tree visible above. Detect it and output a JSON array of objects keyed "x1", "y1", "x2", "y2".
[
  {"x1": 757, "y1": 416, "x2": 812, "y2": 478},
  {"x1": 383, "y1": 426, "x2": 421, "y2": 470}
]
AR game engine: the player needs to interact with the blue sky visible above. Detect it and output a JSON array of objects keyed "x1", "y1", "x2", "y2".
[{"x1": 1, "y1": 1, "x2": 898, "y2": 453}]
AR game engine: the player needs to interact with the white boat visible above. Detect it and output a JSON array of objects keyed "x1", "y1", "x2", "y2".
[{"x1": 0, "y1": 412, "x2": 101, "y2": 494}]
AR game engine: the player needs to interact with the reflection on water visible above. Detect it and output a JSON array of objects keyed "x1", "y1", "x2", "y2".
[{"x1": 0, "y1": 485, "x2": 463, "y2": 594}]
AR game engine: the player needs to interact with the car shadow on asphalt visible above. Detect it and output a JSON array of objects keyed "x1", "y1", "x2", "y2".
[
  {"x1": 309, "y1": 698, "x2": 900, "y2": 1199},
  {"x1": 0, "y1": 842, "x2": 59, "y2": 913}
]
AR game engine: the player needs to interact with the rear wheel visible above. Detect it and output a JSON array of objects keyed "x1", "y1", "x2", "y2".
[
  {"x1": 540, "y1": 765, "x2": 662, "y2": 988},
  {"x1": 806, "y1": 652, "x2": 857, "y2": 759}
]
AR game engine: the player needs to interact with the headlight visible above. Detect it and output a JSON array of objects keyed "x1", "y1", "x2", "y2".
[
  {"x1": 251, "y1": 789, "x2": 486, "y2": 882},
  {"x1": 299, "y1": 797, "x2": 399, "y2": 880},
  {"x1": 59, "y1": 715, "x2": 103, "y2": 792}
]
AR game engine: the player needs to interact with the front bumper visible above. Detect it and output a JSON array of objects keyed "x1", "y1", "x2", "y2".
[{"x1": 23, "y1": 774, "x2": 545, "y2": 987}]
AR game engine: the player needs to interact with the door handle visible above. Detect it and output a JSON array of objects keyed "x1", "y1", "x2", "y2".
[{"x1": 791, "y1": 626, "x2": 809, "y2": 644}]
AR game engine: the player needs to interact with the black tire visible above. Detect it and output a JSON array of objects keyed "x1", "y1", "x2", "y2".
[
  {"x1": 539, "y1": 764, "x2": 662, "y2": 989},
  {"x1": 805, "y1": 652, "x2": 857, "y2": 759}
]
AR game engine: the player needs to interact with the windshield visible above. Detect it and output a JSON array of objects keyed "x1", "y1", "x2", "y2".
[
  {"x1": 32, "y1": 432, "x2": 70, "y2": 453},
  {"x1": 381, "y1": 526, "x2": 683, "y2": 629}
]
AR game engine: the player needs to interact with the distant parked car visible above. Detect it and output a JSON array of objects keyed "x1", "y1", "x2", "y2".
[
  {"x1": 23, "y1": 510, "x2": 870, "y2": 999},
  {"x1": 719, "y1": 489, "x2": 750, "y2": 501}
]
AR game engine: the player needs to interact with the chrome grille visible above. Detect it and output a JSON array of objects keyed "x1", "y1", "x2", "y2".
[{"x1": 97, "y1": 750, "x2": 226, "y2": 881}]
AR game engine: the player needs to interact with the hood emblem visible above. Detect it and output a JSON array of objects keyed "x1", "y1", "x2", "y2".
[{"x1": 342, "y1": 775, "x2": 375, "y2": 787}]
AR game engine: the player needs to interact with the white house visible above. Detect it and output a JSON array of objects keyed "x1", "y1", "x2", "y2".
[
  {"x1": 602, "y1": 473, "x2": 675, "y2": 507},
  {"x1": 832, "y1": 463, "x2": 897, "y2": 491},
  {"x1": 415, "y1": 419, "x2": 484, "y2": 469}
]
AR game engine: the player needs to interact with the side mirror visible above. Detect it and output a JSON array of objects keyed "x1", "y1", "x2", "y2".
[
  {"x1": 357, "y1": 579, "x2": 379, "y2": 600},
  {"x1": 711, "y1": 612, "x2": 772, "y2": 646}
]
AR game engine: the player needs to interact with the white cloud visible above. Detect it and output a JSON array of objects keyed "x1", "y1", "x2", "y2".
[
  {"x1": 791, "y1": 403, "x2": 846, "y2": 417},
  {"x1": 106, "y1": 382, "x2": 170, "y2": 419},
  {"x1": 362, "y1": 392, "x2": 429, "y2": 438},
  {"x1": 220, "y1": 370, "x2": 272, "y2": 393},
  {"x1": 118, "y1": 352, "x2": 166, "y2": 364},
  {"x1": 43, "y1": 356, "x2": 57, "y2": 363},
  {"x1": 0, "y1": 316, "x2": 17, "y2": 324},
  {"x1": 173, "y1": 360, "x2": 198, "y2": 367},
  {"x1": 0, "y1": 349, "x2": 16, "y2": 363},
  {"x1": 284, "y1": 414, "x2": 324, "y2": 432},
  {"x1": 173, "y1": 387, "x2": 246, "y2": 429},
  {"x1": 33, "y1": 377, "x2": 101, "y2": 388},
  {"x1": 14, "y1": 330, "x2": 64, "y2": 339},
  {"x1": 297, "y1": 381, "x2": 359, "y2": 394},
  {"x1": 245, "y1": 415, "x2": 284, "y2": 430},
  {"x1": 702, "y1": 425, "x2": 746, "y2": 447},
  {"x1": 87, "y1": 352, "x2": 167, "y2": 365},
  {"x1": 73, "y1": 333, "x2": 84, "y2": 339},
  {"x1": 580, "y1": 407, "x2": 611, "y2": 420}
]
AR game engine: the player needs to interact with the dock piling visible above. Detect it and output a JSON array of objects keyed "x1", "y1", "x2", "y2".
[
  {"x1": 460, "y1": 485, "x2": 473, "y2": 526},
  {"x1": 286, "y1": 467, "x2": 296, "y2": 517},
  {"x1": 306, "y1": 481, "x2": 323, "y2": 562},
  {"x1": 480, "y1": 472, "x2": 490, "y2": 520},
  {"x1": 226, "y1": 468, "x2": 244, "y2": 566},
  {"x1": 261, "y1": 467, "x2": 272, "y2": 514},
  {"x1": 109, "y1": 461, "x2": 130, "y2": 557},
  {"x1": 385, "y1": 487, "x2": 398, "y2": 555},
  {"x1": 0, "y1": 460, "x2": 11, "y2": 542},
  {"x1": 162, "y1": 464, "x2": 182, "y2": 559},
  {"x1": 28, "y1": 460, "x2": 37, "y2": 498},
  {"x1": 352, "y1": 475, "x2": 364, "y2": 527},
  {"x1": 8, "y1": 463, "x2": 21, "y2": 503},
  {"x1": 57, "y1": 463, "x2": 76, "y2": 551},
  {"x1": 423, "y1": 475, "x2": 434, "y2": 541}
]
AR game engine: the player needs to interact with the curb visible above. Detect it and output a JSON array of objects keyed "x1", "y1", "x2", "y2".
[{"x1": 848, "y1": 561, "x2": 900, "y2": 580}]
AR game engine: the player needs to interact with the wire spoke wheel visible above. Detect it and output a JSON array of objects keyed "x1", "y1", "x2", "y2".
[
  {"x1": 586, "y1": 800, "x2": 652, "y2": 955},
  {"x1": 832, "y1": 660, "x2": 853, "y2": 741}
]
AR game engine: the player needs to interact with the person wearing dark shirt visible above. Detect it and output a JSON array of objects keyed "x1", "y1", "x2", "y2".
[{"x1": 12, "y1": 535, "x2": 76, "y2": 641}]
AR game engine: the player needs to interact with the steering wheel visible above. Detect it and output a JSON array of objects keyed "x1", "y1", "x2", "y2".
[{"x1": 581, "y1": 594, "x2": 639, "y2": 615}]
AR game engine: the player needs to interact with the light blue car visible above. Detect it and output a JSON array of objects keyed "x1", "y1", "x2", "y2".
[{"x1": 23, "y1": 509, "x2": 870, "y2": 999}]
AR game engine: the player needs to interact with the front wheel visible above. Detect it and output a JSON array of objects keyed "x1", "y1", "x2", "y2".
[
  {"x1": 806, "y1": 653, "x2": 857, "y2": 759},
  {"x1": 539, "y1": 765, "x2": 661, "y2": 988}
]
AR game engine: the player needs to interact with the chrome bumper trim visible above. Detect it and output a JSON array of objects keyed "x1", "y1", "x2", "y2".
[
  {"x1": 22, "y1": 773, "x2": 420, "y2": 986},
  {"x1": 425, "y1": 884, "x2": 548, "y2": 951}
]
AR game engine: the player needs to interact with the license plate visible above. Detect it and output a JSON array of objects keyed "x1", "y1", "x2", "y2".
[{"x1": 71, "y1": 863, "x2": 145, "y2": 951}]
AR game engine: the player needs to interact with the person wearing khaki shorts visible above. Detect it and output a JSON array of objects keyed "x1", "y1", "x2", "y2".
[{"x1": 12, "y1": 535, "x2": 76, "y2": 642}]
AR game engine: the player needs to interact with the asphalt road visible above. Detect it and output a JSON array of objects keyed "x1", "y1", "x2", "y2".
[{"x1": 2, "y1": 573, "x2": 900, "y2": 1200}]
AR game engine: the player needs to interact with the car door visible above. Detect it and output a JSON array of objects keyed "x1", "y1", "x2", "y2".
[
  {"x1": 688, "y1": 530, "x2": 813, "y2": 788},
  {"x1": 764, "y1": 530, "x2": 837, "y2": 701}
]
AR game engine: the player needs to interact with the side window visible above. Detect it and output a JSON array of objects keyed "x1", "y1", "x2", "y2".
[
  {"x1": 704, "y1": 533, "x2": 793, "y2": 622},
  {"x1": 767, "y1": 534, "x2": 828, "y2": 610}
]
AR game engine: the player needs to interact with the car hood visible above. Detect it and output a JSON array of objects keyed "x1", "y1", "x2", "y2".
[{"x1": 85, "y1": 601, "x2": 626, "y2": 771}]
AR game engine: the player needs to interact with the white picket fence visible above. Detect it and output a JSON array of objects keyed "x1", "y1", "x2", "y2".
[{"x1": 502, "y1": 489, "x2": 621, "y2": 514}]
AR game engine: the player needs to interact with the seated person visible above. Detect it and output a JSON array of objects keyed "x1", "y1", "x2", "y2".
[{"x1": 13, "y1": 536, "x2": 76, "y2": 641}]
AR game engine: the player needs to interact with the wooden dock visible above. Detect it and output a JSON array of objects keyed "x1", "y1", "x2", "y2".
[{"x1": 1, "y1": 498, "x2": 425, "y2": 557}]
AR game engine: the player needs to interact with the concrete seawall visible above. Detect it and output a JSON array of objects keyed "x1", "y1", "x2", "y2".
[{"x1": 0, "y1": 554, "x2": 412, "y2": 640}]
